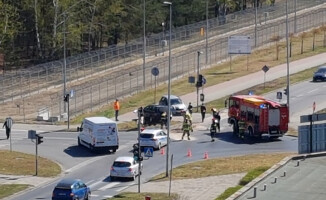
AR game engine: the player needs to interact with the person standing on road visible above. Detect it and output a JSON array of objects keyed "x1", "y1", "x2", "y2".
[
  {"x1": 200, "y1": 103, "x2": 206, "y2": 122},
  {"x1": 114, "y1": 99, "x2": 120, "y2": 121},
  {"x1": 182, "y1": 118, "x2": 192, "y2": 140},
  {"x1": 211, "y1": 108, "x2": 221, "y2": 132},
  {"x1": 2, "y1": 120, "x2": 10, "y2": 139},
  {"x1": 187, "y1": 102, "x2": 193, "y2": 115}
]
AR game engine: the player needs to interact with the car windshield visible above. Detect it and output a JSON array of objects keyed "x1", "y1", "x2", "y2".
[
  {"x1": 171, "y1": 98, "x2": 182, "y2": 105},
  {"x1": 140, "y1": 133, "x2": 154, "y2": 138},
  {"x1": 113, "y1": 161, "x2": 131, "y2": 167},
  {"x1": 317, "y1": 68, "x2": 326, "y2": 73}
]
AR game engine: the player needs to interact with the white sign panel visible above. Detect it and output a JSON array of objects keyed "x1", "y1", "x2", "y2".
[{"x1": 228, "y1": 36, "x2": 252, "y2": 54}]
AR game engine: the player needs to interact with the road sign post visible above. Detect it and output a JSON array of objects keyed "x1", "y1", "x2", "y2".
[
  {"x1": 151, "y1": 67, "x2": 159, "y2": 104},
  {"x1": 262, "y1": 65, "x2": 269, "y2": 89}
]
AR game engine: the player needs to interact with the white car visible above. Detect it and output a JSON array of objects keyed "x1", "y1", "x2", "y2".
[
  {"x1": 139, "y1": 129, "x2": 168, "y2": 150},
  {"x1": 159, "y1": 95, "x2": 187, "y2": 116},
  {"x1": 110, "y1": 156, "x2": 142, "y2": 181}
]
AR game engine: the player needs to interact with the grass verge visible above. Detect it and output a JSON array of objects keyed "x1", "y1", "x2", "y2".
[
  {"x1": 151, "y1": 153, "x2": 293, "y2": 181},
  {"x1": 0, "y1": 184, "x2": 30, "y2": 199},
  {"x1": 0, "y1": 150, "x2": 61, "y2": 177},
  {"x1": 107, "y1": 192, "x2": 179, "y2": 200}
]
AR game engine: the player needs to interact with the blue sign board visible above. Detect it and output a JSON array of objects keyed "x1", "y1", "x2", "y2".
[{"x1": 144, "y1": 147, "x2": 154, "y2": 157}]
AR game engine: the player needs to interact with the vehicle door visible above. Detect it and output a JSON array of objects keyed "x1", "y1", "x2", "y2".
[
  {"x1": 160, "y1": 131, "x2": 168, "y2": 145},
  {"x1": 72, "y1": 182, "x2": 83, "y2": 200}
]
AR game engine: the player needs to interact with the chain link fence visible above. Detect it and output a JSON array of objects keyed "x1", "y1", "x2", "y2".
[{"x1": 0, "y1": 0, "x2": 325, "y2": 122}]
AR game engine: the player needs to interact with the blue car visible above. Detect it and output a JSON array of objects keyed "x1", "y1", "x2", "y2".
[{"x1": 52, "y1": 179, "x2": 91, "y2": 200}]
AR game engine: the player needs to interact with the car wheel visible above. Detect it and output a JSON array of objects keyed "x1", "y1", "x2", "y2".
[
  {"x1": 110, "y1": 176, "x2": 115, "y2": 181},
  {"x1": 85, "y1": 193, "x2": 90, "y2": 200},
  {"x1": 112, "y1": 148, "x2": 117, "y2": 153},
  {"x1": 313, "y1": 78, "x2": 316, "y2": 82}
]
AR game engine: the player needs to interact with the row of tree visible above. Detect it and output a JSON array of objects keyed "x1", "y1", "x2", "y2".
[{"x1": 0, "y1": 0, "x2": 273, "y2": 68}]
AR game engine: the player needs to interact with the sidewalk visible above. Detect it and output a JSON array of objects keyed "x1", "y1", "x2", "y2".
[{"x1": 1, "y1": 53, "x2": 326, "y2": 199}]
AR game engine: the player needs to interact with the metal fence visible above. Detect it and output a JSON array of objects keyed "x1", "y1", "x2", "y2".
[{"x1": 1, "y1": 0, "x2": 326, "y2": 122}]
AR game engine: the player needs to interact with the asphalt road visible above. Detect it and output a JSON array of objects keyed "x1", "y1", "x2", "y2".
[{"x1": 1, "y1": 79, "x2": 326, "y2": 199}]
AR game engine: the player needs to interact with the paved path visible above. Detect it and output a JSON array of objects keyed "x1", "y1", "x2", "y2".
[{"x1": 1, "y1": 53, "x2": 326, "y2": 199}]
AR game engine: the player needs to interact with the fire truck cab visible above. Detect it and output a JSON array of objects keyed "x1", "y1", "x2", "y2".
[{"x1": 227, "y1": 95, "x2": 289, "y2": 139}]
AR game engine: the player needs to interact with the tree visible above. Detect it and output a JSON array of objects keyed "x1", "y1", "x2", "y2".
[
  {"x1": 299, "y1": 32, "x2": 308, "y2": 54},
  {"x1": 312, "y1": 28, "x2": 320, "y2": 51},
  {"x1": 270, "y1": 35, "x2": 281, "y2": 60},
  {"x1": 321, "y1": 25, "x2": 326, "y2": 48}
]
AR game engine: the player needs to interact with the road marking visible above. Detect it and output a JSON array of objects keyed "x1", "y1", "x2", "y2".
[
  {"x1": 307, "y1": 88, "x2": 318, "y2": 94},
  {"x1": 98, "y1": 182, "x2": 120, "y2": 191},
  {"x1": 103, "y1": 195, "x2": 113, "y2": 198},
  {"x1": 65, "y1": 156, "x2": 106, "y2": 173},
  {"x1": 88, "y1": 180, "x2": 103, "y2": 189}
]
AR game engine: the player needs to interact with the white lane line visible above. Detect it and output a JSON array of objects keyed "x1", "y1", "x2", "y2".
[
  {"x1": 98, "y1": 182, "x2": 120, "y2": 191},
  {"x1": 64, "y1": 143, "x2": 130, "y2": 173},
  {"x1": 103, "y1": 195, "x2": 113, "y2": 198},
  {"x1": 65, "y1": 156, "x2": 106, "y2": 173},
  {"x1": 307, "y1": 88, "x2": 318, "y2": 94},
  {"x1": 88, "y1": 181, "x2": 103, "y2": 190}
]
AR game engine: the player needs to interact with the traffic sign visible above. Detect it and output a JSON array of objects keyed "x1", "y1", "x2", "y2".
[
  {"x1": 144, "y1": 147, "x2": 153, "y2": 157},
  {"x1": 151, "y1": 67, "x2": 159, "y2": 76},
  {"x1": 262, "y1": 65, "x2": 269, "y2": 73},
  {"x1": 277, "y1": 92, "x2": 282, "y2": 99}
]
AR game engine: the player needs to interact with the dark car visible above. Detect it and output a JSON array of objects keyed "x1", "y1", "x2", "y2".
[
  {"x1": 52, "y1": 179, "x2": 91, "y2": 200},
  {"x1": 313, "y1": 66, "x2": 326, "y2": 82},
  {"x1": 142, "y1": 104, "x2": 172, "y2": 126}
]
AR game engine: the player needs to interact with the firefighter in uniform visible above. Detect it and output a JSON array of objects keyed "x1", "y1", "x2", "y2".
[
  {"x1": 161, "y1": 111, "x2": 167, "y2": 129},
  {"x1": 184, "y1": 111, "x2": 192, "y2": 125},
  {"x1": 182, "y1": 118, "x2": 192, "y2": 140},
  {"x1": 238, "y1": 120, "x2": 246, "y2": 139}
]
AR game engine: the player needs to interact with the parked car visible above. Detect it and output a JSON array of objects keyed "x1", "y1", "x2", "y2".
[
  {"x1": 142, "y1": 104, "x2": 172, "y2": 126},
  {"x1": 139, "y1": 129, "x2": 168, "y2": 150},
  {"x1": 110, "y1": 156, "x2": 142, "y2": 181},
  {"x1": 313, "y1": 66, "x2": 326, "y2": 82},
  {"x1": 159, "y1": 95, "x2": 187, "y2": 116},
  {"x1": 52, "y1": 179, "x2": 91, "y2": 200}
]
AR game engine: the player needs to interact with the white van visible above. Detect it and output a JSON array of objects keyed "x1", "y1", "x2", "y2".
[{"x1": 77, "y1": 117, "x2": 119, "y2": 152}]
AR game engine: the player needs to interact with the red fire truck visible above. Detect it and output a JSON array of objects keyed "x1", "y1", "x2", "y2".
[{"x1": 227, "y1": 95, "x2": 289, "y2": 138}]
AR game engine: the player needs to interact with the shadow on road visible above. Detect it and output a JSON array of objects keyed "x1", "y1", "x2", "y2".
[
  {"x1": 63, "y1": 145, "x2": 110, "y2": 157},
  {"x1": 200, "y1": 131, "x2": 283, "y2": 144}
]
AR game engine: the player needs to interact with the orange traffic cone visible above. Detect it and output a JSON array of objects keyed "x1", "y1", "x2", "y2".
[
  {"x1": 204, "y1": 151, "x2": 209, "y2": 159},
  {"x1": 187, "y1": 149, "x2": 192, "y2": 157},
  {"x1": 160, "y1": 148, "x2": 165, "y2": 155}
]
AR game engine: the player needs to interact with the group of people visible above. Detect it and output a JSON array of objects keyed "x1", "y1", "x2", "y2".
[{"x1": 181, "y1": 102, "x2": 220, "y2": 141}]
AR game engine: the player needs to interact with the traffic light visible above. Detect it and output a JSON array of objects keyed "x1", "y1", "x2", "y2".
[
  {"x1": 36, "y1": 134, "x2": 43, "y2": 145},
  {"x1": 132, "y1": 143, "x2": 143, "y2": 161},
  {"x1": 284, "y1": 88, "x2": 288, "y2": 95},
  {"x1": 64, "y1": 94, "x2": 70, "y2": 102}
]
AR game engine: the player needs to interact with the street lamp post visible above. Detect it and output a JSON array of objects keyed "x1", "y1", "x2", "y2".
[
  {"x1": 286, "y1": 0, "x2": 290, "y2": 116},
  {"x1": 63, "y1": 13, "x2": 67, "y2": 113},
  {"x1": 255, "y1": 0, "x2": 258, "y2": 47},
  {"x1": 143, "y1": 0, "x2": 146, "y2": 90},
  {"x1": 197, "y1": 51, "x2": 202, "y2": 112},
  {"x1": 294, "y1": 0, "x2": 297, "y2": 33},
  {"x1": 163, "y1": 1, "x2": 172, "y2": 178},
  {"x1": 205, "y1": 0, "x2": 208, "y2": 65},
  {"x1": 162, "y1": 22, "x2": 165, "y2": 56}
]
